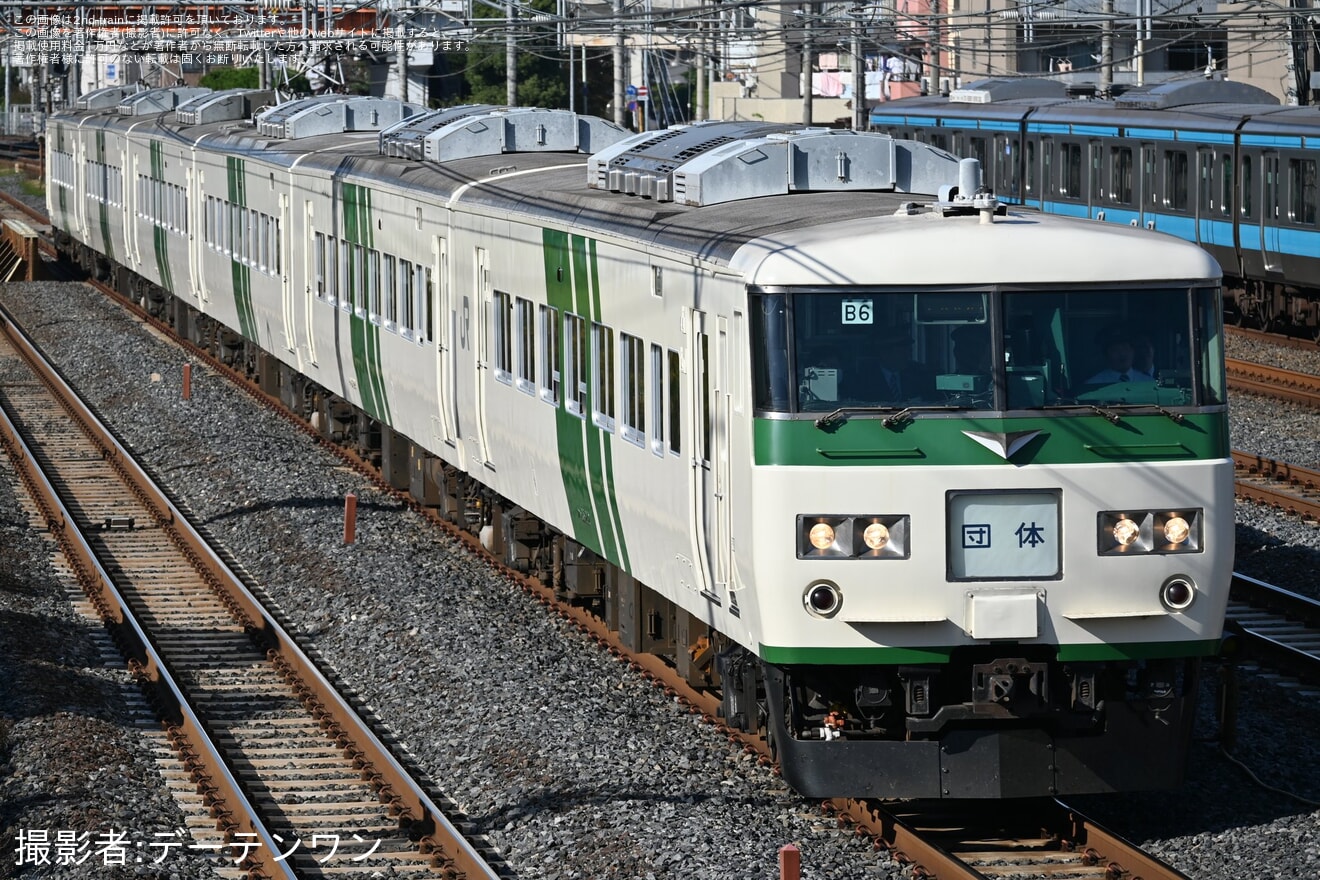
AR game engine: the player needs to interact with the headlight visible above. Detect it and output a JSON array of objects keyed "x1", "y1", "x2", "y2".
[
  {"x1": 862, "y1": 522, "x2": 890, "y2": 550},
  {"x1": 1097, "y1": 509, "x2": 1202, "y2": 555},
  {"x1": 1112, "y1": 517, "x2": 1141, "y2": 547},
  {"x1": 809, "y1": 522, "x2": 836, "y2": 550},
  {"x1": 798, "y1": 515, "x2": 909, "y2": 559}
]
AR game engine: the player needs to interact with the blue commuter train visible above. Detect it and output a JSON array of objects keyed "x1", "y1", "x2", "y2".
[{"x1": 871, "y1": 78, "x2": 1320, "y2": 336}]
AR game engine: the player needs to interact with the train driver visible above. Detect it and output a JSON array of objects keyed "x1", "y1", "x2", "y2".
[{"x1": 1087, "y1": 327, "x2": 1155, "y2": 384}]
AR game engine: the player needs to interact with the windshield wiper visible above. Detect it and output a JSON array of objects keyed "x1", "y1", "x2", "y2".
[
  {"x1": 1048, "y1": 403, "x2": 1185, "y2": 424},
  {"x1": 815, "y1": 405, "x2": 963, "y2": 431}
]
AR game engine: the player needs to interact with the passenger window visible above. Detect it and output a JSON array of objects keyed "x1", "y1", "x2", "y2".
[
  {"x1": 1240, "y1": 156, "x2": 1254, "y2": 218},
  {"x1": 1288, "y1": 158, "x2": 1317, "y2": 224},
  {"x1": 1110, "y1": 146, "x2": 1133, "y2": 205},
  {"x1": 492, "y1": 290, "x2": 513, "y2": 384},
  {"x1": 1220, "y1": 154, "x2": 1233, "y2": 217},
  {"x1": 564, "y1": 313, "x2": 587, "y2": 418},
  {"x1": 515, "y1": 296, "x2": 535, "y2": 394},
  {"x1": 620, "y1": 333, "x2": 645, "y2": 445},
  {"x1": 667, "y1": 349, "x2": 681, "y2": 456},
  {"x1": 1164, "y1": 150, "x2": 1189, "y2": 211},
  {"x1": 591, "y1": 322, "x2": 616, "y2": 431},
  {"x1": 538, "y1": 304, "x2": 561, "y2": 405}
]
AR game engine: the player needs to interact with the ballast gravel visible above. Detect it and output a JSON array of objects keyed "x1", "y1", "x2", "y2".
[{"x1": 0, "y1": 277, "x2": 1317, "y2": 880}]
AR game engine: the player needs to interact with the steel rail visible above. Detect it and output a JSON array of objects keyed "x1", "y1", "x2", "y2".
[
  {"x1": 0, "y1": 309, "x2": 296, "y2": 880},
  {"x1": 0, "y1": 301, "x2": 501, "y2": 880}
]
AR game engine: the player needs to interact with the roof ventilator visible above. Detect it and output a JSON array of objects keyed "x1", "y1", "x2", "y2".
[
  {"x1": 255, "y1": 95, "x2": 426, "y2": 140},
  {"x1": 587, "y1": 121, "x2": 988, "y2": 207},
  {"x1": 380, "y1": 107, "x2": 629, "y2": 162},
  {"x1": 1113, "y1": 79, "x2": 1278, "y2": 110},
  {"x1": 117, "y1": 87, "x2": 212, "y2": 116},
  {"x1": 75, "y1": 85, "x2": 142, "y2": 111},
  {"x1": 175, "y1": 89, "x2": 275, "y2": 125}
]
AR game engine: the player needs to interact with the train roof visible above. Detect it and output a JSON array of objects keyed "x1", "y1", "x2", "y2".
[{"x1": 51, "y1": 91, "x2": 1221, "y2": 285}]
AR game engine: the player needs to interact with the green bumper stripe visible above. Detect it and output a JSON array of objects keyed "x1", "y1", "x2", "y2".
[
  {"x1": 755, "y1": 412, "x2": 1229, "y2": 467},
  {"x1": 759, "y1": 639, "x2": 1221, "y2": 665}
]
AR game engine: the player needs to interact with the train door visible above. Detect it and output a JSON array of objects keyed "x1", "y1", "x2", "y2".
[
  {"x1": 1261, "y1": 152, "x2": 1284, "y2": 275},
  {"x1": 688, "y1": 307, "x2": 729, "y2": 600},
  {"x1": 434, "y1": 235, "x2": 460, "y2": 453},
  {"x1": 279, "y1": 192, "x2": 294, "y2": 354},
  {"x1": 472, "y1": 246, "x2": 493, "y2": 467}
]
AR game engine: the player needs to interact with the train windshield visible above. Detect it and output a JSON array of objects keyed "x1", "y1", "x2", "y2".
[{"x1": 750, "y1": 285, "x2": 1224, "y2": 414}]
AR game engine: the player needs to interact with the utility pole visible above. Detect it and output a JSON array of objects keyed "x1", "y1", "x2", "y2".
[
  {"x1": 1099, "y1": 0, "x2": 1113, "y2": 97},
  {"x1": 802, "y1": 1, "x2": 813, "y2": 126},
  {"x1": 507, "y1": 0, "x2": 517, "y2": 106},
  {"x1": 613, "y1": 0, "x2": 625, "y2": 126},
  {"x1": 1135, "y1": 0, "x2": 1149, "y2": 87},
  {"x1": 694, "y1": 0, "x2": 706, "y2": 121},
  {"x1": 851, "y1": 6, "x2": 864, "y2": 130}
]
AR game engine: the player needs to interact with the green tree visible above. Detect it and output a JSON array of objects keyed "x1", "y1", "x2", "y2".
[
  {"x1": 449, "y1": 0, "x2": 569, "y2": 108},
  {"x1": 199, "y1": 67, "x2": 260, "y2": 90}
]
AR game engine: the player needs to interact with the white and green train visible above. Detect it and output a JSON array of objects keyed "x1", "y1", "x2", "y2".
[{"x1": 48, "y1": 87, "x2": 1234, "y2": 799}]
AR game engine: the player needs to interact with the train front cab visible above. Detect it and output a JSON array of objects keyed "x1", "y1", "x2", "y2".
[{"x1": 744, "y1": 267, "x2": 1231, "y2": 799}]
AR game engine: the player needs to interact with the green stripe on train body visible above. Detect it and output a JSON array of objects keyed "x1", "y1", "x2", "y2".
[
  {"x1": 149, "y1": 141, "x2": 174, "y2": 294},
  {"x1": 225, "y1": 156, "x2": 257, "y2": 341},
  {"x1": 339, "y1": 181, "x2": 390, "y2": 424},
  {"x1": 540, "y1": 228, "x2": 629, "y2": 570},
  {"x1": 759, "y1": 639, "x2": 1221, "y2": 665},
  {"x1": 95, "y1": 130, "x2": 114, "y2": 262},
  {"x1": 753, "y1": 412, "x2": 1229, "y2": 467}
]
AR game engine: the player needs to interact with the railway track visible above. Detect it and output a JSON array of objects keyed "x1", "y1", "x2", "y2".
[
  {"x1": 1226, "y1": 358, "x2": 1320, "y2": 408},
  {"x1": 0, "y1": 303, "x2": 502, "y2": 880},
  {"x1": 1228, "y1": 573, "x2": 1320, "y2": 685},
  {"x1": 1231, "y1": 451, "x2": 1320, "y2": 522}
]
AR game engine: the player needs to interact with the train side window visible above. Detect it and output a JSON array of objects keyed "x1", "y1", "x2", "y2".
[
  {"x1": 649, "y1": 343, "x2": 664, "y2": 456},
  {"x1": 1025, "y1": 140, "x2": 1036, "y2": 194},
  {"x1": 620, "y1": 332, "x2": 645, "y2": 446},
  {"x1": 1239, "y1": 157, "x2": 1254, "y2": 218},
  {"x1": 967, "y1": 136, "x2": 988, "y2": 169},
  {"x1": 383, "y1": 255, "x2": 397, "y2": 324},
  {"x1": 538, "y1": 305, "x2": 561, "y2": 405},
  {"x1": 591, "y1": 322, "x2": 616, "y2": 432},
  {"x1": 1142, "y1": 146, "x2": 1157, "y2": 206},
  {"x1": 1288, "y1": 158, "x2": 1317, "y2": 224},
  {"x1": 314, "y1": 233, "x2": 326, "y2": 298},
  {"x1": 515, "y1": 297, "x2": 535, "y2": 394},
  {"x1": 564, "y1": 313, "x2": 587, "y2": 418},
  {"x1": 422, "y1": 265, "x2": 432, "y2": 343},
  {"x1": 1089, "y1": 141, "x2": 1101, "y2": 202},
  {"x1": 667, "y1": 349, "x2": 681, "y2": 456},
  {"x1": 368, "y1": 249, "x2": 381, "y2": 320},
  {"x1": 1042, "y1": 139, "x2": 1055, "y2": 197},
  {"x1": 1220, "y1": 154, "x2": 1233, "y2": 216},
  {"x1": 1110, "y1": 146, "x2": 1133, "y2": 204},
  {"x1": 994, "y1": 136, "x2": 1019, "y2": 199},
  {"x1": 1163, "y1": 150, "x2": 1189, "y2": 211},
  {"x1": 327, "y1": 237, "x2": 338, "y2": 304},
  {"x1": 417, "y1": 265, "x2": 432, "y2": 342},
  {"x1": 1198, "y1": 151, "x2": 1213, "y2": 215},
  {"x1": 1060, "y1": 142, "x2": 1082, "y2": 199},
  {"x1": 492, "y1": 290, "x2": 513, "y2": 385},
  {"x1": 398, "y1": 259, "x2": 414, "y2": 328}
]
